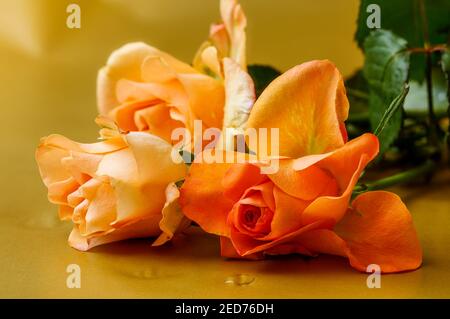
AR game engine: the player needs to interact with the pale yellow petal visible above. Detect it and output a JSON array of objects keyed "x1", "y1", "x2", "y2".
[{"x1": 153, "y1": 183, "x2": 191, "y2": 246}]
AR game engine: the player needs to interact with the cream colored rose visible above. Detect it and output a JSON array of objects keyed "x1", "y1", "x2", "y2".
[{"x1": 36, "y1": 131, "x2": 187, "y2": 251}]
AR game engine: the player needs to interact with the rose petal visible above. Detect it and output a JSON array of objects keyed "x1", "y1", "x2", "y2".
[
  {"x1": 101, "y1": 133, "x2": 186, "y2": 224},
  {"x1": 220, "y1": 0, "x2": 247, "y2": 68},
  {"x1": 297, "y1": 133, "x2": 379, "y2": 226},
  {"x1": 268, "y1": 159, "x2": 338, "y2": 201},
  {"x1": 295, "y1": 191, "x2": 422, "y2": 273},
  {"x1": 179, "y1": 151, "x2": 236, "y2": 237},
  {"x1": 134, "y1": 103, "x2": 184, "y2": 142},
  {"x1": 220, "y1": 237, "x2": 263, "y2": 260},
  {"x1": 177, "y1": 72, "x2": 225, "y2": 129},
  {"x1": 153, "y1": 182, "x2": 191, "y2": 246},
  {"x1": 222, "y1": 162, "x2": 266, "y2": 201},
  {"x1": 68, "y1": 215, "x2": 162, "y2": 251},
  {"x1": 97, "y1": 42, "x2": 195, "y2": 115},
  {"x1": 246, "y1": 60, "x2": 349, "y2": 157},
  {"x1": 220, "y1": 58, "x2": 255, "y2": 141}
]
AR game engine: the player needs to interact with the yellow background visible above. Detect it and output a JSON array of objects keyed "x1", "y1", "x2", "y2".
[{"x1": 0, "y1": 0, "x2": 449, "y2": 298}]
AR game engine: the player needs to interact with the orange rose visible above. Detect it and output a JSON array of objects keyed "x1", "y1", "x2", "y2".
[
  {"x1": 180, "y1": 60, "x2": 422, "y2": 272},
  {"x1": 36, "y1": 129, "x2": 187, "y2": 251},
  {"x1": 97, "y1": 0, "x2": 253, "y2": 149}
]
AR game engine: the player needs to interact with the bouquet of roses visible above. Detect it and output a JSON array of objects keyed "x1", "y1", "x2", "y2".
[{"x1": 35, "y1": 0, "x2": 425, "y2": 273}]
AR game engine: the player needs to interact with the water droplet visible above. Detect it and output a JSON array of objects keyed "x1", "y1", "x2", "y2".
[
  {"x1": 225, "y1": 274, "x2": 255, "y2": 286},
  {"x1": 23, "y1": 213, "x2": 60, "y2": 229},
  {"x1": 130, "y1": 268, "x2": 158, "y2": 279}
]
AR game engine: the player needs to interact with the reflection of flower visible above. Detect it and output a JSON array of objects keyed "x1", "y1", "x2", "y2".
[
  {"x1": 180, "y1": 60, "x2": 422, "y2": 273},
  {"x1": 36, "y1": 129, "x2": 187, "y2": 251}
]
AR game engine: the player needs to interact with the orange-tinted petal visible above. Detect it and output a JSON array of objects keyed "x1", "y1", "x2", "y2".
[
  {"x1": 134, "y1": 104, "x2": 184, "y2": 142},
  {"x1": 222, "y1": 162, "x2": 266, "y2": 201},
  {"x1": 297, "y1": 133, "x2": 379, "y2": 226},
  {"x1": 177, "y1": 72, "x2": 225, "y2": 129},
  {"x1": 296, "y1": 191, "x2": 422, "y2": 273},
  {"x1": 111, "y1": 99, "x2": 157, "y2": 132},
  {"x1": 179, "y1": 152, "x2": 236, "y2": 237},
  {"x1": 102, "y1": 132, "x2": 186, "y2": 224},
  {"x1": 268, "y1": 159, "x2": 338, "y2": 201},
  {"x1": 220, "y1": 237, "x2": 264, "y2": 260},
  {"x1": 97, "y1": 42, "x2": 194, "y2": 115},
  {"x1": 246, "y1": 60, "x2": 349, "y2": 157},
  {"x1": 230, "y1": 219, "x2": 327, "y2": 256},
  {"x1": 68, "y1": 215, "x2": 162, "y2": 251}
]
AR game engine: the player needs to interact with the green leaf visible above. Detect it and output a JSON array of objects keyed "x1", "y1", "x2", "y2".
[
  {"x1": 248, "y1": 64, "x2": 281, "y2": 97},
  {"x1": 363, "y1": 30, "x2": 410, "y2": 156},
  {"x1": 374, "y1": 84, "x2": 410, "y2": 136},
  {"x1": 355, "y1": 0, "x2": 450, "y2": 82}
]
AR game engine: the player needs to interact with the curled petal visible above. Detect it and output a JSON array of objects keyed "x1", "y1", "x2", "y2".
[
  {"x1": 295, "y1": 191, "x2": 422, "y2": 273},
  {"x1": 220, "y1": 237, "x2": 263, "y2": 260},
  {"x1": 246, "y1": 60, "x2": 349, "y2": 158},
  {"x1": 153, "y1": 183, "x2": 191, "y2": 246},
  {"x1": 222, "y1": 162, "x2": 266, "y2": 201},
  {"x1": 227, "y1": 134, "x2": 378, "y2": 256},
  {"x1": 68, "y1": 215, "x2": 162, "y2": 251},
  {"x1": 101, "y1": 132, "x2": 186, "y2": 224},
  {"x1": 177, "y1": 72, "x2": 225, "y2": 129},
  {"x1": 179, "y1": 150, "x2": 236, "y2": 237},
  {"x1": 222, "y1": 58, "x2": 255, "y2": 132},
  {"x1": 193, "y1": 44, "x2": 222, "y2": 76},
  {"x1": 36, "y1": 134, "x2": 126, "y2": 188},
  {"x1": 97, "y1": 42, "x2": 194, "y2": 115},
  {"x1": 219, "y1": 0, "x2": 247, "y2": 69},
  {"x1": 297, "y1": 133, "x2": 379, "y2": 226},
  {"x1": 194, "y1": 0, "x2": 247, "y2": 73}
]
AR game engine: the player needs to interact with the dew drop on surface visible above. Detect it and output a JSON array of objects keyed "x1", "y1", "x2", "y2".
[
  {"x1": 129, "y1": 268, "x2": 158, "y2": 279},
  {"x1": 225, "y1": 274, "x2": 255, "y2": 286},
  {"x1": 23, "y1": 213, "x2": 60, "y2": 229}
]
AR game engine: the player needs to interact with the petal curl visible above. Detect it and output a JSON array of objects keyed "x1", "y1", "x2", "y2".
[
  {"x1": 221, "y1": 57, "x2": 255, "y2": 133},
  {"x1": 68, "y1": 215, "x2": 162, "y2": 251},
  {"x1": 219, "y1": 0, "x2": 247, "y2": 69},
  {"x1": 177, "y1": 72, "x2": 225, "y2": 129},
  {"x1": 153, "y1": 182, "x2": 191, "y2": 246},
  {"x1": 227, "y1": 134, "x2": 378, "y2": 256},
  {"x1": 295, "y1": 191, "x2": 422, "y2": 273},
  {"x1": 99, "y1": 132, "x2": 186, "y2": 224},
  {"x1": 97, "y1": 42, "x2": 194, "y2": 115},
  {"x1": 246, "y1": 60, "x2": 349, "y2": 158},
  {"x1": 179, "y1": 150, "x2": 236, "y2": 236}
]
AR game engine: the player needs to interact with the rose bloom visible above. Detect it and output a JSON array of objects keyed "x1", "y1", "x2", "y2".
[
  {"x1": 180, "y1": 60, "x2": 422, "y2": 272},
  {"x1": 35, "y1": 0, "x2": 254, "y2": 251},
  {"x1": 97, "y1": 0, "x2": 253, "y2": 148},
  {"x1": 36, "y1": 130, "x2": 187, "y2": 251}
]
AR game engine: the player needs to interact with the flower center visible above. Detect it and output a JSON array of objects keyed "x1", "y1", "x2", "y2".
[{"x1": 243, "y1": 207, "x2": 261, "y2": 228}]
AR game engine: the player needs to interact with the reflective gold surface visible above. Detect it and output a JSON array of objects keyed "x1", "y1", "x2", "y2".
[{"x1": 1, "y1": 0, "x2": 449, "y2": 298}]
